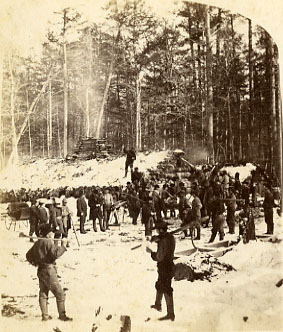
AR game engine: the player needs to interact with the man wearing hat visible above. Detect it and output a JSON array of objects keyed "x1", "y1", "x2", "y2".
[
  {"x1": 263, "y1": 182, "x2": 275, "y2": 234},
  {"x1": 147, "y1": 221, "x2": 176, "y2": 321},
  {"x1": 61, "y1": 198, "x2": 72, "y2": 246},
  {"x1": 77, "y1": 190, "x2": 88, "y2": 234},
  {"x1": 29, "y1": 199, "x2": 39, "y2": 242},
  {"x1": 124, "y1": 148, "x2": 136, "y2": 178},
  {"x1": 38, "y1": 199, "x2": 49, "y2": 226},
  {"x1": 26, "y1": 224, "x2": 72, "y2": 322}
]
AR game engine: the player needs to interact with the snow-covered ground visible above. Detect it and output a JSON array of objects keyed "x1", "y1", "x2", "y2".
[
  {"x1": 1, "y1": 204, "x2": 282, "y2": 332},
  {"x1": 0, "y1": 150, "x2": 169, "y2": 190},
  {"x1": 223, "y1": 163, "x2": 257, "y2": 182},
  {"x1": 1, "y1": 153, "x2": 282, "y2": 332}
]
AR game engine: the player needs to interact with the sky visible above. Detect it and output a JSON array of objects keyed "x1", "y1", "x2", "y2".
[{"x1": 0, "y1": 0, "x2": 282, "y2": 57}]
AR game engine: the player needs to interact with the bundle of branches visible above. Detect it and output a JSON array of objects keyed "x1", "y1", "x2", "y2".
[{"x1": 174, "y1": 252, "x2": 236, "y2": 282}]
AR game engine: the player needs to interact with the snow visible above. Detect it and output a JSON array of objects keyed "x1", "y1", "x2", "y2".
[
  {"x1": 1, "y1": 154, "x2": 283, "y2": 332},
  {"x1": 0, "y1": 151, "x2": 169, "y2": 191},
  {"x1": 223, "y1": 163, "x2": 257, "y2": 182},
  {"x1": 1, "y1": 206, "x2": 282, "y2": 332}
]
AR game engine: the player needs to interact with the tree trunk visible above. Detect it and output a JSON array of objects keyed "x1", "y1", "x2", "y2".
[
  {"x1": 26, "y1": 91, "x2": 32, "y2": 158},
  {"x1": 46, "y1": 96, "x2": 50, "y2": 157},
  {"x1": 267, "y1": 36, "x2": 277, "y2": 172},
  {"x1": 63, "y1": 41, "x2": 68, "y2": 157},
  {"x1": 56, "y1": 106, "x2": 62, "y2": 158},
  {"x1": 205, "y1": 6, "x2": 214, "y2": 163},
  {"x1": 7, "y1": 74, "x2": 51, "y2": 166},
  {"x1": 63, "y1": 10, "x2": 68, "y2": 157},
  {"x1": 85, "y1": 87, "x2": 90, "y2": 137},
  {"x1": 135, "y1": 71, "x2": 143, "y2": 151},
  {"x1": 0, "y1": 51, "x2": 3, "y2": 168},
  {"x1": 227, "y1": 89, "x2": 234, "y2": 161},
  {"x1": 248, "y1": 19, "x2": 254, "y2": 160},
  {"x1": 188, "y1": 9, "x2": 197, "y2": 90},
  {"x1": 8, "y1": 57, "x2": 18, "y2": 164},
  {"x1": 49, "y1": 81, "x2": 52, "y2": 156},
  {"x1": 238, "y1": 96, "x2": 242, "y2": 160},
  {"x1": 96, "y1": 61, "x2": 113, "y2": 138}
]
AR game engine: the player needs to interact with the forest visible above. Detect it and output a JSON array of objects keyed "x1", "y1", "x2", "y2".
[{"x1": 0, "y1": 0, "x2": 281, "y2": 176}]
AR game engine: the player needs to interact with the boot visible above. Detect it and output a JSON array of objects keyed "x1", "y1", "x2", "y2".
[
  {"x1": 195, "y1": 228, "x2": 201, "y2": 240},
  {"x1": 158, "y1": 293, "x2": 175, "y2": 321},
  {"x1": 208, "y1": 231, "x2": 217, "y2": 243},
  {"x1": 219, "y1": 232, "x2": 225, "y2": 241},
  {"x1": 150, "y1": 291, "x2": 163, "y2": 312},
  {"x1": 39, "y1": 297, "x2": 50, "y2": 321},
  {"x1": 57, "y1": 300, "x2": 72, "y2": 321}
]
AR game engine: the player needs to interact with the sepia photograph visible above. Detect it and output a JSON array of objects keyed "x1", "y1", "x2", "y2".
[{"x1": 0, "y1": 0, "x2": 282, "y2": 331}]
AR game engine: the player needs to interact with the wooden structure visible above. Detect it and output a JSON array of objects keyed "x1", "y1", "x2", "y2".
[{"x1": 68, "y1": 137, "x2": 112, "y2": 160}]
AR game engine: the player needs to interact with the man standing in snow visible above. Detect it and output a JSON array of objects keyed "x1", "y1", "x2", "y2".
[
  {"x1": 61, "y1": 198, "x2": 72, "y2": 246},
  {"x1": 88, "y1": 188, "x2": 105, "y2": 232},
  {"x1": 263, "y1": 183, "x2": 275, "y2": 234},
  {"x1": 124, "y1": 148, "x2": 136, "y2": 178},
  {"x1": 38, "y1": 200, "x2": 49, "y2": 226},
  {"x1": 103, "y1": 188, "x2": 114, "y2": 229},
  {"x1": 26, "y1": 224, "x2": 72, "y2": 322},
  {"x1": 77, "y1": 190, "x2": 87, "y2": 234},
  {"x1": 225, "y1": 187, "x2": 237, "y2": 234},
  {"x1": 208, "y1": 188, "x2": 226, "y2": 243},
  {"x1": 191, "y1": 189, "x2": 202, "y2": 240},
  {"x1": 29, "y1": 199, "x2": 39, "y2": 242},
  {"x1": 147, "y1": 221, "x2": 176, "y2": 321}
]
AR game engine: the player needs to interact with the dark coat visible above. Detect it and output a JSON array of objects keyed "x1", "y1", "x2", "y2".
[
  {"x1": 38, "y1": 206, "x2": 48, "y2": 225},
  {"x1": 77, "y1": 196, "x2": 87, "y2": 217},
  {"x1": 126, "y1": 150, "x2": 136, "y2": 165},
  {"x1": 88, "y1": 193, "x2": 103, "y2": 219},
  {"x1": 26, "y1": 238, "x2": 66, "y2": 266}
]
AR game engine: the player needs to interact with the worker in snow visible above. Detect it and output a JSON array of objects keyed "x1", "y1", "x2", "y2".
[
  {"x1": 190, "y1": 189, "x2": 202, "y2": 240},
  {"x1": 37, "y1": 199, "x2": 48, "y2": 223},
  {"x1": 208, "y1": 187, "x2": 225, "y2": 243},
  {"x1": 124, "y1": 148, "x2": 136, "y2": 177},
  {"x1": 263, "y1": 182, "x2": 275, "y2": 234},
  {"x1": 61, "y1": 198, "x2": 72, "y2": 247},
  {"x1": 29, "y1": 199, "x2": 39, "y2": 242},
  {"x1": 103, "y1": 188, "x2": 114, "y2": 229},
  {"x1": 225, "y1": 187, "x2": 237, "y2": 234},
  {"x1": 88, "y1": 188, "x2": 105, "y2": 232},
  {"x1": 147, "y1": 221, "x2": 176, "y2": 321},
  {"x1": 26, "y1": 223, "x2": 72, "y2": 322},
  {"x1": 77, "y1": 190, "x2": 88, "y2": 234}
]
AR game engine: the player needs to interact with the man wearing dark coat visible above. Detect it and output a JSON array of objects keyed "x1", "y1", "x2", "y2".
[
  {"x1": 263, "y1": 183, "x2": 275, "y2": 234},
  {"x1": 29, "y1": 199, "x2": 39, "y2": 241},
  {"x1": 209, "y1": 188, "x2": 226, "y2": 243},
  {"x1": 77, "y1": 190, "x2": 87, "y2": 234},
  {"x1": 124, "y1": 148, "x2": 136, "y2": 177},
  {"x1": 26, "y1": 224, "x2": 72, "y2": 321},
  {"x1": 38, "y1": 200, "x2": 49, "y2": 226},
  {"x1": 147, "y1": 221, "x2": 176, "y2": 321},
  {"x1": 88, "y1": 188, "x2": 105, "y2": 232}
]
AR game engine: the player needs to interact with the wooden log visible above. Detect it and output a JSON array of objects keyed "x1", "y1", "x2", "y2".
[{"x1": 120, "y1": 315, "x2": 131, "y2": 332}]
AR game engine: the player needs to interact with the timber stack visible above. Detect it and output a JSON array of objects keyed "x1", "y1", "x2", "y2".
[{"x1": 67, "y1": 137, "x2": 112, "y2": 160}]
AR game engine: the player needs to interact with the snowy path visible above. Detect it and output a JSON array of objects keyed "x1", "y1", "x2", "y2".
[{"x1": 1, "y1": 206, "x2": 283, "y2": 332}]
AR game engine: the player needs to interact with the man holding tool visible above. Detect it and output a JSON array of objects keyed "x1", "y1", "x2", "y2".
[
  {"x1": 26, "y1": 223, "x2": 72, "y2": 322},
  {"x1": 146, "y1": 221, "x2": 176, "y2": 321}
]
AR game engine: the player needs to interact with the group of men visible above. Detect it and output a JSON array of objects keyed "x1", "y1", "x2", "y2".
[{"x1": 23, "y1": 152, "x2": 278, "y2": 324}]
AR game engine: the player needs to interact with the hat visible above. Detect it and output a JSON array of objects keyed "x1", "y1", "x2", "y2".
[
  {"x1": 39, "y1": 224, "x2": 52, "y2": 237},
  {"x1": 154, "y1": 221, "x2": 168, "y2": 230}
]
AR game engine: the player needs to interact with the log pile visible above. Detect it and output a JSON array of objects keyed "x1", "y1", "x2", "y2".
[
  {"x1": 174, "y1": 252, "x2": 236, "y2": 282},
  {"x1": 69, "y1": 137, "x2": 112, "y2": 160}
]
